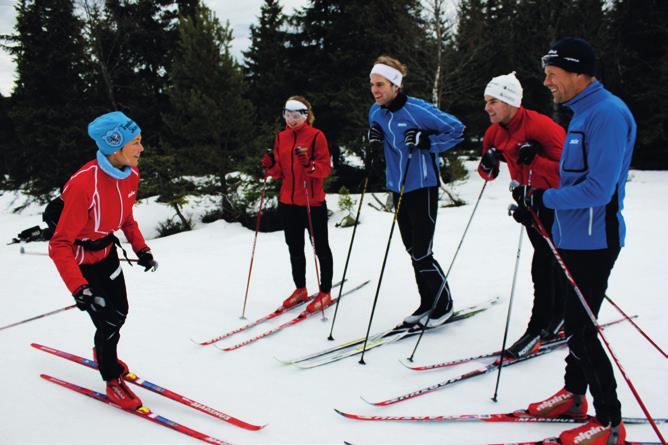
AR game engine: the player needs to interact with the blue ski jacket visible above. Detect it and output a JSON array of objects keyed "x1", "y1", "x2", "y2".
[
  {"x1": 369, "y1": 93, "x2": 464, "y2": 193},
  {"x1": 543, "y1": 81, "x2": 636, "y2": 250}
]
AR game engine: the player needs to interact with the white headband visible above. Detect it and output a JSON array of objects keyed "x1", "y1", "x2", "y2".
[
  {"x1": 284, "y1": 99, "x2": 308, "y2": 112},
  {"x1": 370, "y1": 64, "x2": 403, "y2": 86}
]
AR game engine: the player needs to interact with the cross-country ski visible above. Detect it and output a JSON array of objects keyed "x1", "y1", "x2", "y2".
[
  {"x1": 216, "y1": 280, "x2": 370, "y2": 351},
  {"x1": 41, "y1": 374, "x2": 233, "y2": 445},
  {"x1": 333, "y1": 408, "x2": 667, "y2": 425},
  {"x1": 31, "y1": 343, "x2": 265, "y2": 430},
  {"x1": 276, "y1": 297, "x2": 500, "y2": 368},
  {"x1": 192, "y1": 279, "x2": 345, "y2": 345}
]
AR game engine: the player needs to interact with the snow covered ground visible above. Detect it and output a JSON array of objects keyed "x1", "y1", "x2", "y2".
[{"x1": 1, "y1": 163, "x2": 666, "y2": 444}]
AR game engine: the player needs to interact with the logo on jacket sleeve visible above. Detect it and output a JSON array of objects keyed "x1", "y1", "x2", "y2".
[{"x1": 128, "y1": 191, "x2": 135, "y2": 198}]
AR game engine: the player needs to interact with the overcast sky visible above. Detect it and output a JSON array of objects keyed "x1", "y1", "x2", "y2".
[{"x1": 0, "y1": 0, "x2": 309, "y2": 97}]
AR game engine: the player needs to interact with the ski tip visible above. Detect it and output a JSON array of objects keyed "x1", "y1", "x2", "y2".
[
  {"x1": 273, "y1": 356, "x2": 291, "y2": 365},
  {"x1": 359, "y1": 395, "x2": 379, "y2": 406},
  {"x1": 189, "y1": 337, "x2": 212, "y2": 346},
  {"x1": 398, "y1": 358, "x2": 416, "y2": 370}
]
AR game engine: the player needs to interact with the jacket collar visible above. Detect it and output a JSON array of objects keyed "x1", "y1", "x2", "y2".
[
  {"x1": 563, "y1": 80, "x2": 604, "y2": 113},
  {"x1": 501, "y1": 106, "x2": 526, "y2": 132},
  {"x1": 382, "y1": 92, "x2": 408, "y2": 112}
]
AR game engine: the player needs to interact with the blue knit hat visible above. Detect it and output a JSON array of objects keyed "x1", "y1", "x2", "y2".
[{"x1": 88, "y1": 111, "x2": 141, "y2": 155}]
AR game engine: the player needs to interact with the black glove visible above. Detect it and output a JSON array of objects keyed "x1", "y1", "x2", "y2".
[
  {"x1": 73, "y1": 284, "x2": 106, "y2": 312},
  {"x1": 404, "y1": 128, "x2": 430, "y2": 151},
  {"x1": 511, "y1": 204, "x2": 532, "y2": 225},
  {"x1": 368, "y1": 124, "x2": 384, "y2": 148},
  {"x1": 512, "y1": 185, "x2": 545, "y2": 212},
  {"x1": 136, "y1": 248, "x2": 158, "y2": 272},
  {"x1": 480, "y1": 147, "x2": 501, "y2": 177},
  {"x1": 517, "y1": 140, "x2": 541, "y2": 165}
]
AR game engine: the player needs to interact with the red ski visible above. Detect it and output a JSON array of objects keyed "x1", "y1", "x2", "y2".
[
  {"x1": 32, "y1": 343, "x2": 264, "y2": 430},
  {"x1": 193, "y1": 279, "x2": 345, "y2": 346},
  {"x1": 41, "y1": 374, "x2": 233, "y2": 445},
  {"x1": 401, "y1": 317, "x2": 630, "y2": 371},
  {"x1": 486, "y1": 439, "x2": 660, "y2": 445},
  {"x1": 217, "y1": 280, "x2": 370, "y2": 351},
  {"x1": 333, "y1": 408, "x2": 666, "y2": 425}
]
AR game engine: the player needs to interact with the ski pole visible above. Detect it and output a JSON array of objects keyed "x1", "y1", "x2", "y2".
[
  {"x1": 0, "y1": 304, "x2": 76, "y2": 332},
  {"x1": 240, "y1": 174, "x2": 268, "y2": 320},
  {"x1": 518, "y1": 186, "x2": 666, "y2": 442},
  {"x1": 604, "y1": 295, "x2": 667, "y2": 358},
  {"x1": 407, "y1": 173, "x2": 492, "y2": 361},
  {"x1": 19, "y1": 247, "x2": 139, "y2": 263},
  {"x1": 300, "y1": 154, "x2": 324, "y2": 321},
  {"x1": 491, "y1": 205, "x2": 524, "y2": 402},
  {"x1": 328, "y1": 175, "x2": 368, "y2": 340},
  {"x1": 359, "y1": 150, "x2": 413, "y2": 365}
]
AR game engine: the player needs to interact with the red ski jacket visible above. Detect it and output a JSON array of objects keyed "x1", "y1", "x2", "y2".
[
  {"x1": 265, "y1": 123, "x2": 332, "y2": 206},
  {"x1": 478, "y1": 106, "x2": 564, "y2": 189},
  {"x1": 49, "y1": 159, "x2": 148, "y2": 293}
]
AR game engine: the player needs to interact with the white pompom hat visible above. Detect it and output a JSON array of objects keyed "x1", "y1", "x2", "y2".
[{"x1": 484, "y1": 71, "x2": 523, "y2": 108}]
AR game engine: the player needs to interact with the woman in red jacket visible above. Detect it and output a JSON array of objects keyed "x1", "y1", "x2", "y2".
[
  {"x1": 477, "y1": 72, "x2": 566, "y2": 358},
  {"x1": 49, "y1": 111, "x2": 157, "y2": 410},
  {"x1": 261, "y1": 96, "x2": 334, "y2": 312}
]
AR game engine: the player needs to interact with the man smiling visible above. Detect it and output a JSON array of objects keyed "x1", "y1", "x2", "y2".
[{"x1": 514, "y1": 38, "x2": 637, "y2": 445}]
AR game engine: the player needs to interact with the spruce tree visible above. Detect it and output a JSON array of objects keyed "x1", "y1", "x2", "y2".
[
  {"x1": 4, "y1": 0, "x2": 94, "y2": 196},
  {"x1": 243, "y1": 0, "x2": 290, "y2": 132},
  {"x1": 287, "y1": 0, "x2": 428, "y2": 190},
  {"x1": 162, "y1": 3, "x2": 254, "y2": 219},
  {"x1": 84, "y1": 0, "x2": 199, "y2": 148},
  {"x1": 604, "y1": 0, "x2": 668, "y2": 168}
]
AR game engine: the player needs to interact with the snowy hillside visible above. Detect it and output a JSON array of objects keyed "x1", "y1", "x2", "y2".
[{"x1": 1, "y1": 163, "x2": 666, "y2": 444}]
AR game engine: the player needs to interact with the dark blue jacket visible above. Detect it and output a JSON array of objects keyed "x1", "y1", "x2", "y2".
[
  {"x1": 543, "y1": 81, "x2": 636, "y2": 250},
  {"x1": 369, "y1": 94, "x2": 464, "y2": 193}
]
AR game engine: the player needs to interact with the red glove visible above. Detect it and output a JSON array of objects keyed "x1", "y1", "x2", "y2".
[{"x1": 261, "y1": 151, "x2": 275, "y2": 168}]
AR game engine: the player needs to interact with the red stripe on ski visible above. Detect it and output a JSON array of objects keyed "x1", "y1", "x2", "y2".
[
  {"x1": 32, "y1": 343, "x2": 264, "y2": 430},
  {"x1": 41, "y1": 374, "x2": 233, "y2": 445}
]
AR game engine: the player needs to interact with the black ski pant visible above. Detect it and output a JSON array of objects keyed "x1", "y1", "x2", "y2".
[
  {"x1": 525, "y1": 209, "x2": 565, "y2": 337},
  {"x1": 393, "y1": 186, "x2": 452, "y2": 309},
  {"x1": 560, "y1": 246, "x2": 621, "y2": 426},
  {"x1": 79, "y1": 249, "x2": 129, "y2": 381},
  {"x1": 280, "y1": 202, "x2": 333, "y2": 293}
]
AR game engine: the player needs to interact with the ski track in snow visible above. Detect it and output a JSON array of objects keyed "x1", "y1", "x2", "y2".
[{"x1": 1, "y1": 163, "x2": 666, "y2": 444}]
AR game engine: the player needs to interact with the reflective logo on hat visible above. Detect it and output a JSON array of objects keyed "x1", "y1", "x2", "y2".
[{"x1": 104, "y1": 129, "x2": 124, "y2": 148}]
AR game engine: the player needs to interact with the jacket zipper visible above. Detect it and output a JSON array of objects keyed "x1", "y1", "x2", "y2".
[
  {"x1": 588, "y1": 207, "x2": 593, "y2": 236},
  {"x1": 290, "y1": 132, "x2": 297, "y2": 204},
  {"x1": 554, "y1": 210, "x2": 562, "y2": 247}
]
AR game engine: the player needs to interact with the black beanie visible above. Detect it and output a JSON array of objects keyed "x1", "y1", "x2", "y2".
[{"x1": 542, "y1": 37, "x2": 596, "y2": 76}]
